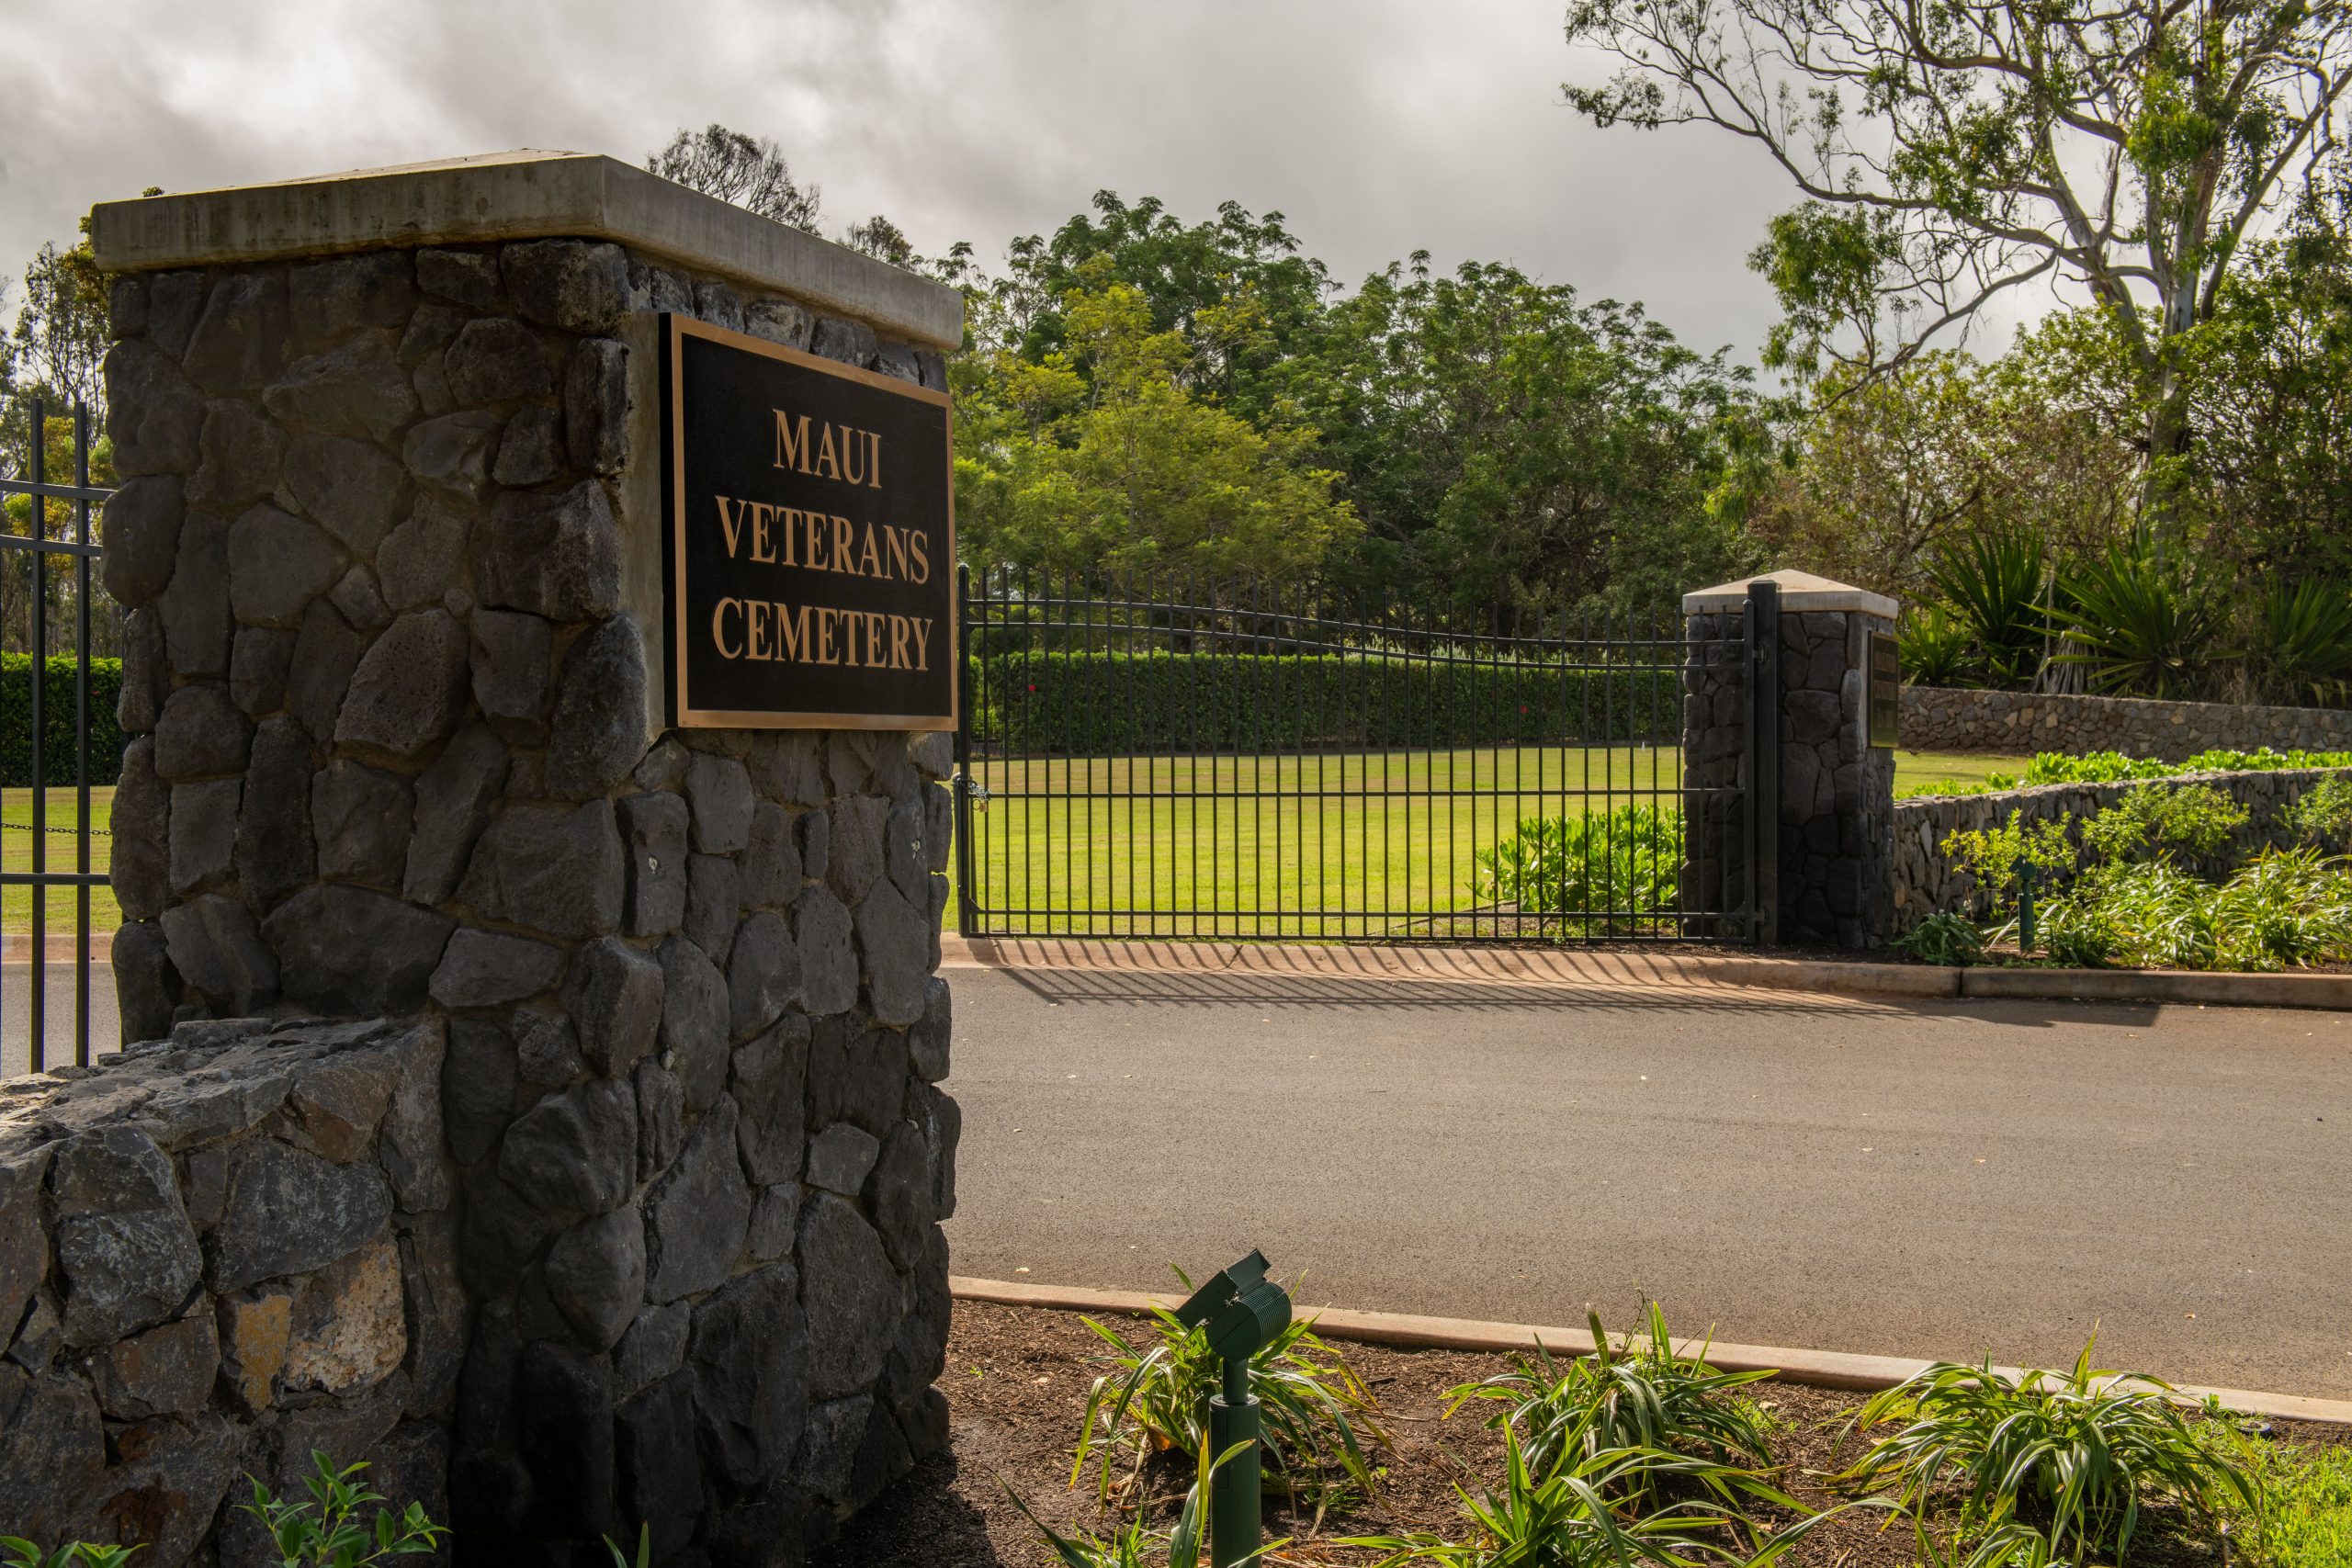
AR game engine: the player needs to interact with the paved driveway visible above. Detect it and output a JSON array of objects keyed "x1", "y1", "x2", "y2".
[{"x1": 941, "y1": 964, "x2": 2352, "y2": 1398}]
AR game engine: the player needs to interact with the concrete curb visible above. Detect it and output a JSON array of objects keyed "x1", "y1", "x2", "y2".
[
  {"x1": 952, "y1": 1277, "x2": 2352, "y2": 1428},
  {"x1": 938, "y1": 935, "x2": 2352, "y2": 1010}
]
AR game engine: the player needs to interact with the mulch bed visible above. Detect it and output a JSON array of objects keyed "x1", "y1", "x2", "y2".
[{"x1": 818, "y1": 1303, "x2": 2346, "y2": 1568}]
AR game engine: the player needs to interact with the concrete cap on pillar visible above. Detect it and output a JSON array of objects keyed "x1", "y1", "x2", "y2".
[
  {"x1": 1681, "y1": 569, "x2": 1897, "y2": 618},
  {"x1": 86, "y1": 148, "x2": 963, "y2": 350}
]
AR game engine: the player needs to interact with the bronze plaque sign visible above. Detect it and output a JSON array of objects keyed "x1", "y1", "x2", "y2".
[
  {"x1": 662, "y1": 316, "x2": 955, "y2": 729},
  {"x1": 1869, "y1": 629, "x2": 1901, "y2": 748}
]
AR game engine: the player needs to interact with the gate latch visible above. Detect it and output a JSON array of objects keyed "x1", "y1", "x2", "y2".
[{"x1": 957, "y1": 773, "x2": 989, "y2": 811}]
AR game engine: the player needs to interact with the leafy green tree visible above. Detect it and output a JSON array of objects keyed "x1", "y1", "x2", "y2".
[
  {"x1": 1562, "y1": 0, "x2": 2352, "y2": 550},
  {"x1": 954, "y1": 274, "x2": 1358, "y2": 584},
  {"x1": 1297, "y1": 256, "x2": 1763, "y2": 622}
]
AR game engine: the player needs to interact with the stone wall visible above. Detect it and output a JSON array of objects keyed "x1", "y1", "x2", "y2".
[
  {"x1": 94, "y1": 236, "x2": 957, "y2": 1562},
  {"x1": 1774, "y1": 609, "x2": 1896, "y2": 948},
  {"x1": 1677, "y1": 608, "x2": 1749, "y2": 938},
  {"x1": 1899, "y1": 685, "x2": 2352, "y2": 761},
  {"x1": 1891, "y1": 767, "x2": 2352, "y2": 926},
  {"x1": 0, "y1": 1018, "x2": 458, "y2": 1565}
]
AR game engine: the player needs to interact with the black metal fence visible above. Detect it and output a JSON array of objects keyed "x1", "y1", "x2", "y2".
[
  {"x1": 0, "y1": 401, "x2": 114, "y2": 1070},
  {"x1": 951, "y1": 569, "x2": 1757, "y2": 942}
]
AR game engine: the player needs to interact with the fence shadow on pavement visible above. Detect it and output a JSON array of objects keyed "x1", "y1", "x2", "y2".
[{"x1": 994, "y1": 964, "x2": 1900, "y2": 1017}]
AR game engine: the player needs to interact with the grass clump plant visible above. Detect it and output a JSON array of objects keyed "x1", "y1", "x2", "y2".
[
  {"x1": 1012, "y1": 1435, "x2": 1286, "y2": 1568},
  {"x1": 1892, "y1": 912, "x2": 1986, "y2": 966},
  {"x1": 1443, "y1": 1304, "x2": 1777, "y2": 1488},
  {"x1": 1835, "y1": 1339, "x2": 2259, "y2": 1568},
  {"x1": 1072, "y1": 1282, "x2": 1388, "y2": 1507}
]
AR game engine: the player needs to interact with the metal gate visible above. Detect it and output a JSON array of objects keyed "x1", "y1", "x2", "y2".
[
  {"x1": 0, "y1": 400, "x2": 115, "y2": 1070},
  {"x1": 951, "y1": 569, "x2": 1764, "y2": 943}
]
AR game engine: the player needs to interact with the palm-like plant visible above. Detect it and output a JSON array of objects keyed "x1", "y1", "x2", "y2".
[
  {"x1": 1928, "y1": 530, "x2": 2048, "y2": 688},
  {"x1": 2258, "y1": 577, "x2": 2352, "y2": 706},
  {"x1": 1896, "y1": 604, "x2": 1975, "y2": 687},
  {"x1": 2052, "y1": 539, "x2": 2232, "y2": 698}
]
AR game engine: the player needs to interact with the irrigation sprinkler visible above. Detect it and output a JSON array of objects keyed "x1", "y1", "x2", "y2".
[{"x1": 1173, "y1": 1249, "x2": 1292, "y2": 1568}]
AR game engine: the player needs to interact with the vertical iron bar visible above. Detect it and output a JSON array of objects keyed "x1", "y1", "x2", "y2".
[
  {"x1": 1750, "y1": 581, "x2": 1782, "y2": 946},
  {"x1": 29, "y1": 399, "x2": 48, "y2": 1071},
  {"x1": 74, "y1": 406, "x2": 92, "y2": 1061},
  {"x1": 954, "y1": 564, "x2": 978, "y2": 937}
]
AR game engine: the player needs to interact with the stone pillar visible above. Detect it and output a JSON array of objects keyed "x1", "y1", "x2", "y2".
[
  {"x1": 87, "y1": 152, "x2": 964, "y2": 1563},
  {"x1": 1679, "y1": 571, "x2": 1896, "y2": 949}
]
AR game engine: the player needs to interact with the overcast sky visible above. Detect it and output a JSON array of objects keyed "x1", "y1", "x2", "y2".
[{"x1": 2, "y1": 0, "x2": 1939, "y2": 365}]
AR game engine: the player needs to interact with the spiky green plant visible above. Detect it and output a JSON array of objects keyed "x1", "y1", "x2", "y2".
[
  {"x1": 0, "y1": 1545, "x2": 139, "y2": 1568},
  {"x1": 1341, "y1": 1427, "x2": 1833, "y2": 1568},
  {"x1": 1899, "y1": 604, "x2": 1978, "y2": 688},
  {"x1": 1892, "y1": 911, "x2": 1986, "y2": 966},
  {"x1": 1443, "y1": 1304, "x2": 1776, "y2": 1491},
  {"x1": 1835, "y1": 1338, "x2": 2259, "y2": 1566},
  {"x1": 1072, "y1": 1284, "x2": 1387, "y2": 1504},
  {"x1": 2052, "y1": 540, "x2": 2233, "y2": 698},
  {"x1": 2259, "y1": 577, "x2": 2352, "y2": 706},
  {"x1": 1928, "y1": 531, "x2": 2049, "y2": 688}
]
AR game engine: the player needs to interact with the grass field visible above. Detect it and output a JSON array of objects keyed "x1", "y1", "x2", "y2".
[
  {"x1": 953, "y1": 746, "x2": 2027, "y2": 937},
  {"x1": 0, "y1": 749, "x2": 2026, "y2": 942},
  {"x1": 2, "y1": 785, "x2": 116, "y2": 942}
]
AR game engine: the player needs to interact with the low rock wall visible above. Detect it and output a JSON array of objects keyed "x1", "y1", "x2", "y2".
[
  {"x1": 0, "y1": 1018, "x2": 458, "y2": 1563},
  {"x1": 1900, "y1": 686, "x2": 2352, "y2": 761},
  {"x1": 1892, "y1": 768, "x2": 2352, "y2": 926}
]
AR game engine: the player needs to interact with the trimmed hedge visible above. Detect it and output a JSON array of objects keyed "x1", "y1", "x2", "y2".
[
  {"x1": 974, "y1": 651, "x2": 1681, "y2": 751},
  {"x1": 0, "y1": 656, "x2": 125, "y2": 786}
]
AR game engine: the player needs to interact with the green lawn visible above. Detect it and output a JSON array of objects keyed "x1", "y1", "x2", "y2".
[
  {"x1": 0, "y1": 749, "x2": 2025, "y2": 942},
  {"x1": 953, "y1": 746, "x2": 2027, "y2": 938},
  {"x1": 3, "y1": 785, "x2": 117, "y2": 941}
]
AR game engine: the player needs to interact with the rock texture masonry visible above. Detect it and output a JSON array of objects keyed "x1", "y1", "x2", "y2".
[
  {"x1": 57, "y1": 153, "x2": 967, "y2": 1566},
  {"x1": 1899, "y1": 685, "x2": 2352, "y2": 761}
]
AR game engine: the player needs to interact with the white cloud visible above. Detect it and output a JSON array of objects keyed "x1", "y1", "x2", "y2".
[{"x1": 1, "y1": 0, "x2": 1814, "y2": 356}]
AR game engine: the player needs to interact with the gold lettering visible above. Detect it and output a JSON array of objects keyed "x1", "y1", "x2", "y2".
[
  {"x1": 908, "y1": 529, "x2": 931, "y2": 585},
  {"x1": 716, "y1": 497, "x2": 749, "y2": 558},
  {"x1": 750, "y1": 502, "x2": 775, "y2": 564},
  {"x1": 775, "y1": 411, "x2": 814, "y2": 472},
  {"x1": 804, "y1": 512, "x2": 829, "y2": 571},
  {"x1": 868, "y1": 429, "x2": 882, "y2": 490},
  {"x1": 882, "y1": 526, "x2": 911, "y2": 581},
  {"x1": 712, "y1": 598, "x2": 744, "y2": 660},
  {"x1": 831, "y1": 515, "x2": 855, "y2": 574},
  {"x1": 814, "y1": 424, "x2": 841, "y2": 481},
  {"x1": 775, "y1": 507, "x2": 800, "y2": 568},
  {"x1": 841, "y1": 428, "x2": 865, "y2": 486},
  {"x1": 889, "y1": 615, "x2": 911, "y2": 670},
  {"x1": 864, "y1": 612, "x2": 888, "y2": 668},
  {"x1": 777, "y1": 602, "x2": 811, "y2": 662},
  {"x1": 816, "y1": 607, "x2": 841, "y2": 664},
  {"x1": 747, "y1": 599, "x2": 772, "y2": 661},
  {"x1": 910, "y1": 617, "x2": 932, "y2": 672},
  {"x1": 856, "y1": 524, "x2": 883, "y2": 580}
]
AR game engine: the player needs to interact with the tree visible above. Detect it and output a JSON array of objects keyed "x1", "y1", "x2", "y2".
[
  {"x1": 646, "y1": 124, "x2": 822, "y2": 231},
  {"x1": 1296, "y1": 257, "x2": 1764, "y2": 621},
  {"x1": 1562, "y1": 0, "x2": 2352, "y2": 548},
  {"x1": 954, "y1": 274, "x2": 1358, "y2": 584}
]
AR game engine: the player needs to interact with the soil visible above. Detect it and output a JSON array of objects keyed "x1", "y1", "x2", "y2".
[{"x1": 817, "y1": 1303, "x2": 2346, "y2": 1568}]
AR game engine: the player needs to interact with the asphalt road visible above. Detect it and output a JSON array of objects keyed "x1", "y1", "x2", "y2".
[
  {"x1": 0, "y1": 960, "x2": 122, "y2": 1078},
  {"x1": 940, "y1": 964, "x2": 2352, "y2": 1399}
]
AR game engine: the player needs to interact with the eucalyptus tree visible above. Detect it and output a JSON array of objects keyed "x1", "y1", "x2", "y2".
[{"x1": 1561, "y1": 0, "x2": 2352, "y2": 547}]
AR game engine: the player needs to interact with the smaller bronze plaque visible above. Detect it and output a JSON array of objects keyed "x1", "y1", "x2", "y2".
[{"x1": 1869, "y1": 630, "x2": 1901, "y2": 749}]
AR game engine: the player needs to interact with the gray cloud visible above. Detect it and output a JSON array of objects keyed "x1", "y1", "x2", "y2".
[{"x1": 1, "y1": 0, "x2": 1872, "y2": 361}]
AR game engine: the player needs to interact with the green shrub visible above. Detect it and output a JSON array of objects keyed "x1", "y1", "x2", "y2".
[
  {"x1": 1929, "y1": 530, "x2": 2050, "y2": 688},
  {"x1": 2078, "y1": 784, "x2": 2250, "y2": 866},
  {"x1": 0, "y1": 655, "x2": 124, "y2": 786},
  {"x1": 241, "y1": 1450, "x2": 447, "y2": 1568},
  {"x1": 0, "y1": 1544, "x2": 137, "y2": 1568},
  {"x1": 2225, "y1": 1429, "x2": 2352, "y2": 1568},
  {"x1": 1836, "y1": 1339, "x2": 2257, "y2": 1568},
  {"x1": 1471, "y1": 806, "x2": 1680, "y2": 931},
  {"x1": 977, "y1": 651, "x2": 1679, "y2": 752},
  {"x1": 2260, "y1": 578, "x2": 2352, "y2": 707},
  {"x1": 2044, "y1": 850, "x2": 2352, "y2": 971},
  {"x1": 2283, "y1": 775, "x2": 2352, "y2": 850},
  {"x1": 2014, "y1": 748, "x2": 2352, "y2": 786},
  {"x1": 1940, "y1": 811, "x2": 2075, "y2": 914},
  {"x1": 1012, "y1": 1434, "x2": 1283, "y2": 1568},
  {"x1": 1442, "y1": 1304, "x2": 1776, "y2": 1489}
]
